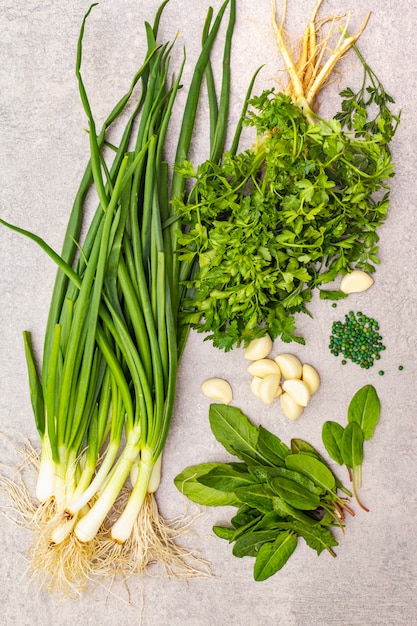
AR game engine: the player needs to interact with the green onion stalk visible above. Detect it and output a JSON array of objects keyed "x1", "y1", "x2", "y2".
[{"x1": 1, "y1": 0, "x2": 236, "y2": 591}]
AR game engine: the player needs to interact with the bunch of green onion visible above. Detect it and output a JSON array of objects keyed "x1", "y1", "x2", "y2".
[{"x1": 1, "y1": 0, "x2": 237, "y2": 591}]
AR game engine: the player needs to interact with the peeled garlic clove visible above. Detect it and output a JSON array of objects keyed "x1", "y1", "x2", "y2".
[
  {"x1": 258, "y1": 374, "x2": 281, "y2": 404},
  {"x1": 250, "y1": 376, "x2": 263, "y2": 398},
  {"x1": 340, "y1": 270, "x2": 374, "y2": 294},
  {"x1": 200, "y1": 378, "x2": 233, "y2": 404},
  {"x1": 247, "y1": 358, "x2": 281, "y2": 378},
  {"x1": 274, "y1": 353, "x2": 302, "y2": 380},
  {"x1": 282, "y1": 379, "x2": 311, "y2": 407},
  {"x1": 280, "y1": 392, "x2": 304, "y2": 421},
  {"x1": 244, "y1": 334, "x2": 273, "y2": 360},
  {"x1": 274, "y1": 384, "x2": 283, "y2": 398},
  {"x1": 302, "y1": 363, "x2": 320, "y2": 394}
]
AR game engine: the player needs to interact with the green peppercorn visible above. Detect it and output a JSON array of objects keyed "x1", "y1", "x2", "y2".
[{"x1": 329, "y1": 311, "x2": 385, "y2": 369}]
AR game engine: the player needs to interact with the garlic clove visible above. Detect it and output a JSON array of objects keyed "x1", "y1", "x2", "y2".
[
  {"x1": 302, "y1": 363, "x2": 320, "y2": 394},
  {"x1": 200, "y1": 378, "x2": 233, "y2": 404},
  {"x1": 340, "y1": 270, "x2": 374, "y2": 294},
  {"x1": 280, "y1": 392, "x2": 304, "y2": 421},
  {"x1": 244, "y1": 334, "x2": 273, "y2": 360},
  {"x1": 274, "y1": 384, "x2": 283, "y2": 398},
  {"x1": 258, "y1": 374, "x2": 282, "y2": 404},
  {"x1": 247, "y1": 358, "x2": 281, "y2": 378},
  {"x1": 250, "y1": 376, "x2": 263, "y2": 398},
  {"x1": 274, "y1": 353, "x2": 303, "y2": 380},
  {"x1": 282, "y1": 379, "x2": 311, "y2": 407}
]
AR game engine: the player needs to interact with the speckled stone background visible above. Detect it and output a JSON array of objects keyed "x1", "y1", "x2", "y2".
[{"x1": 1, "y1": 1, "x2": 416, "y2": 624}]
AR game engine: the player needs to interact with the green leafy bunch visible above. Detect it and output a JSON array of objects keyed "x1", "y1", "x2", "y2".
[
  {"x1": 175, "y1": 68, "x2": 398, "y2": 350},
  {"x1": 175, "y1": 404, "x2": 355, "y2": 582}
]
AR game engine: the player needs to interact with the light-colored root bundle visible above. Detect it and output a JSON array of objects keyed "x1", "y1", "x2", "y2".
[
  {"x1": 0, "y1": 449, "x2": 95, "y2": 596},
  {"x1": 95, "y1": 494, "x2": 211, "y2": 581},
  {"x1": 272, "y1": 0, "x2": 370, "y2": 107},
  {"x1": 29, "y1": 524, "x2": 102, "y2": 597},
  {"x1": 1, "y1": 452, "x2": 209, "y2": 597}
]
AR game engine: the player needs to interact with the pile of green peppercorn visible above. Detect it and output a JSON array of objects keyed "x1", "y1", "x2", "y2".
[{"x1": 329, "y1": 311, "x2": 385, "y2": 369}]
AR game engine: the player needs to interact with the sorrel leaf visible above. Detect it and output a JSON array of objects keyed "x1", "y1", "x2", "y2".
[
  {"x1": 232, "y1": 530, "x2": 279, "y2": 558},
  {"x1": 341, "y1": 422, "x2": 364, "y2": 469},
  {"x1": 272, "y1": 497, "x2": 319, "y2": 526},
  {"x1": 269, "y1": 477, "x2": 321, "y2": 510},
  {"x1": 275, "y1": 520, "x2": 338, "y2": 556},
  {"x1": 213, "y1": 525, "x2": 235, "y2": 541},
  {"x1": 198, "y1": 464, "x2": 255, "y2": 492},
  {"x1": 285, "y1": 454, "x2": 336, "y2": 493},
  {"x1": 290, "y1": 438, "x2": 321, "y2": 457},
  {"x1": 231, "y1": 505, "x2": 261, "y2": 530},
  {"x1": 209, "y1": 404, "x2": 260, "y2": 462},
  {"x1": 253, "y1": 531, "x2": 297, "y2": 581},
  {"x1": 347, "y1": 384, "x2": 380, "y2": 440},
  {"x1": 266, "y1": 466, "x2": 324, "y2": 496},
  {"x1": 257, "y1": 425, "x2": 290, "y2": 466},
  {"x1": 234, "y1": 484, "x2": 275, "y2": 514},
  {"x1": 174, "y1": 462, "x2": 241, "y2": 507},
  {"x1": 322, "y1": 421, "x2": 345, "y2": 465}
]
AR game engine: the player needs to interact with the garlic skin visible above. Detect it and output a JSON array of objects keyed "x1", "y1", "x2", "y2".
[
  {"x1": 200, "y1": 378, "x2": 233, "y2": 404},
  {"x1": 247, "y1": 358, "x2": 281, "y2": 378},
  {"x1": 280, "y1": 393, "x2": 304, "y2": 421},
  {"x1": 274, "y1": 353, "x2": 303, "y2": 380},
  {"x1": 340, "y1": 270, "x2": 374, "y2": 294},
  {"x1": 301, "y1": 363, "x2": 320, "y2": 394},
  {"x1": 244, "y1": 334, "x2": 273, "y2": 360}
]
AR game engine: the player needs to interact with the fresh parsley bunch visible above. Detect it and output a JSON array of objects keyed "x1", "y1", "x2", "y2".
[{"x1": 175, "y1": 60, "x2": 398, "y2": 350}]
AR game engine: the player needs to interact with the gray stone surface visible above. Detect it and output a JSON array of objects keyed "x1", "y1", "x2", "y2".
[{"x1": 1, "y1": 0, "x2": 416, "y2": 624}]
